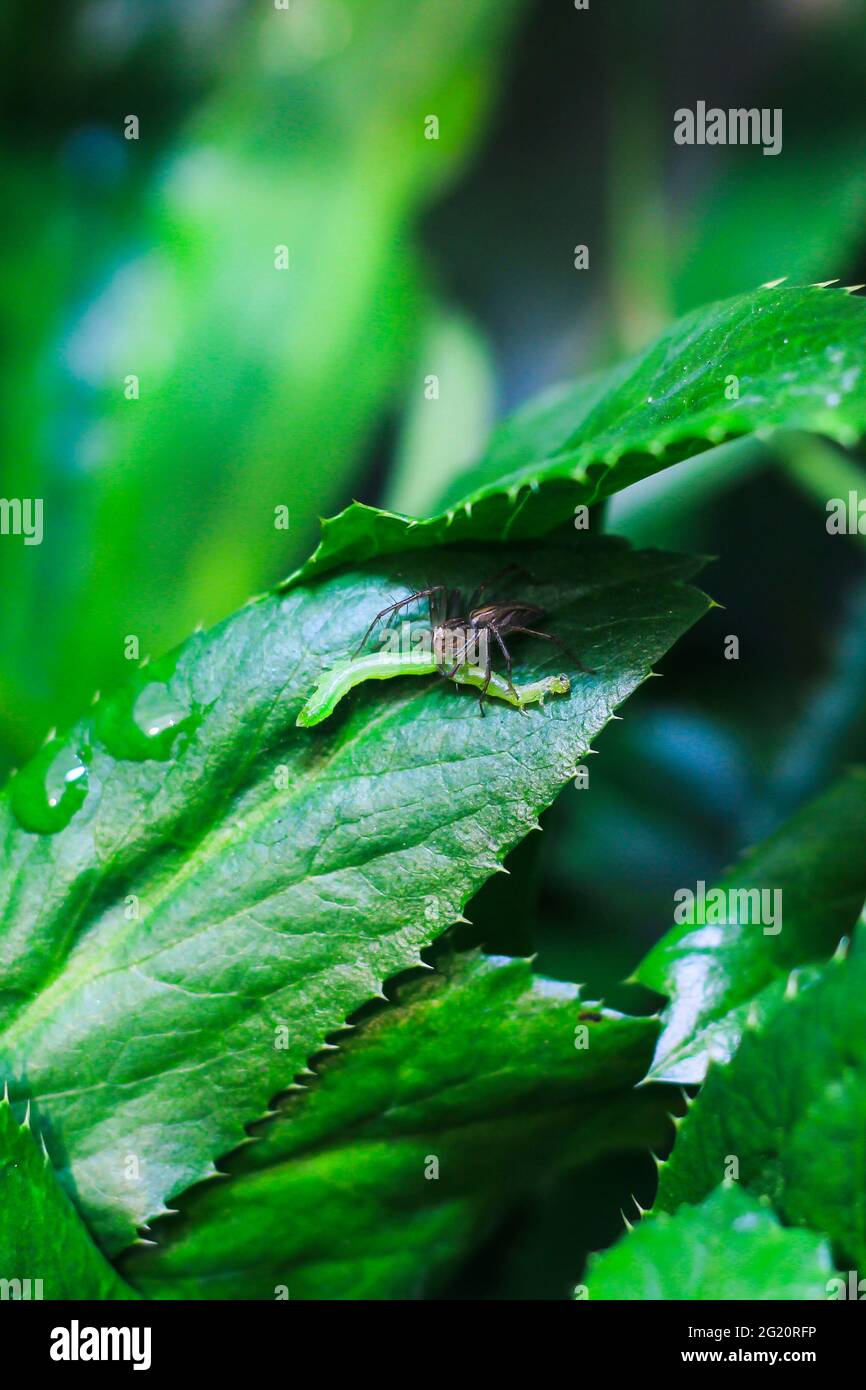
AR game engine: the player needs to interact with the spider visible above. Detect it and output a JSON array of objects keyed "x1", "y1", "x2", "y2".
[{"x1": 355, "y1": 565, "x2": 593, "y2": 714}]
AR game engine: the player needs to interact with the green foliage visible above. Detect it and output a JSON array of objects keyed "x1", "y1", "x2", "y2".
[
  {"x1": 0, "y1": 1095, "x2": 138, "y2": 1300},
  {"x1": 656, "y1": 931, "x2": 866, "y2": 1269},
  {"x1": 5, "y1": 0, "x2": 866, "y2": 1308},
  {"x1": 122, "y1": 953, "x2": 661, "y2": 1299},
  {"x1": 636, "y1": 768, "x2": 866, "y2": 1082},
  {"x1": 0, "y1": 0, "x2": 525, "y2": 767},
  {"x1": 3, "y1": 261, "x2": 866, "y2": 1300},
  {"x1": 583, "y1": 1184, "x2": 834, "y2": 1301},
  {"x1": 596, "y1": 775, "x2": 866, "y2": 1297},
  {"x1": 0, "y1": 534, "x2": 707, "y2": 1255},
  {"x1": 291, "y1": 286, "x2": 866, "y2": 584}
]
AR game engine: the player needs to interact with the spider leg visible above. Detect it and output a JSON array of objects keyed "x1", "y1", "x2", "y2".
[
  {"x1": 510, "y1": 626, "x2": 596, "y2": 675},
  {"x1": 354, "y1": 585, "x2": 448, "y2": 654},
  {"x1": 441, "y1": 630, "x2": 474, "y2": 680},
  {"x1": 477, "y1": 635, "x2": 493, "y2": 716},
  {"x1": 489, "y1": 623, "x2": 519, "y2": 698}
]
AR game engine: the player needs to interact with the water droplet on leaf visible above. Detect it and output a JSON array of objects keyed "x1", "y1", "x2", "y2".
[
  {"x1": 10, "y1": 740, "x2": 91, "y2": 834},
  {"x1": 95, "y1": 654, "x2": 202, "y2": 761}
]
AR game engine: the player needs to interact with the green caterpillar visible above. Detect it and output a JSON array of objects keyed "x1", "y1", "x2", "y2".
[{"x1": 296, "y1": 650, "x2": 570, "y2": 727}]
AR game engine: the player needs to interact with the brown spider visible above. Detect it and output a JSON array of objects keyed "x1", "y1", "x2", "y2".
[{"x1": 355, "y1": 565, "x2": 594, "y2": 714}]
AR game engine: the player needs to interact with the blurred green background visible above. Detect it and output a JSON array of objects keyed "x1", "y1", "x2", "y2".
[{"x1": 4, "y1": 0, "x2": 866, "y2": 1296}]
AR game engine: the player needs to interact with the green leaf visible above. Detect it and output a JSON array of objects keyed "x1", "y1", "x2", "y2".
[
  {"x1": 635, "y1": 768, "x2": 866, "y2": 1083},
  {"x1": 656, "y1": 928, "x2": 866, "y2": 1266},
  {"x1": 290, "y1": 286, "x2": 866, "y2": 586},
  {"x1": 0, "y1": 1094, "x2": 138, "y2": 1301},
  {"x1": 782, "y1": 1070, "x2": 866, "y2": 1271},
  {"x1": 583, "y1": 1184, "x2": 834, "y2": 1301},
  {"x1": 0, "y1": 533, "x2": 709, "y2": 1255},
  {"x1": 122, "y1": 952, "x2": 662, "y2": 1300}
]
